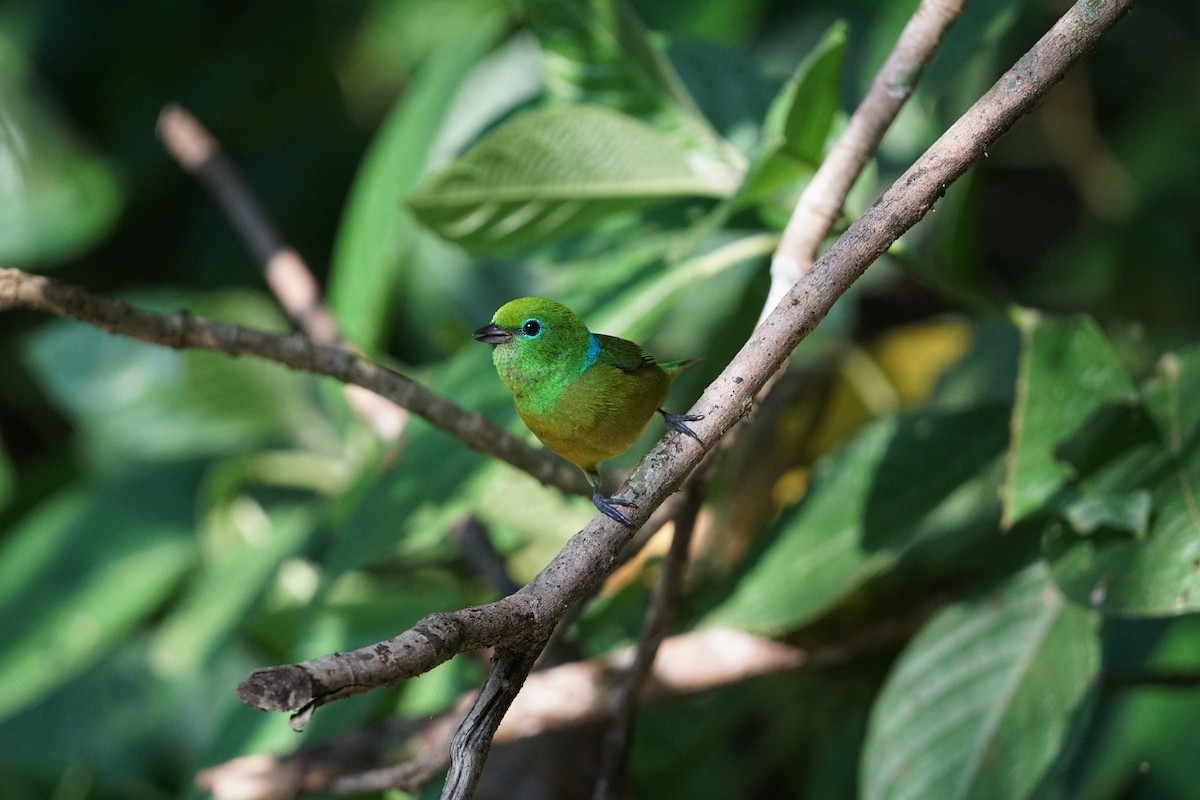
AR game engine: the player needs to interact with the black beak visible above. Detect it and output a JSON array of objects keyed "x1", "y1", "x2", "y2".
[{"x1": 473, "y1": 324, "x2": 513, "y2": 345}]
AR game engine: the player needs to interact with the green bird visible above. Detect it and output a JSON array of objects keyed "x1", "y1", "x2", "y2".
[{"x1": 474, "y1": 297, "x2": 702, "y2": 525}]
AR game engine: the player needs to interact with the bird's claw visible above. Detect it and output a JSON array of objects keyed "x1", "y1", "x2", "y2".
[
  {"x1": 660, "y1": 410, "x2": 704, "y2": 441},
  {"x1": 592, "y1": 491, "x2": 635, "y2": 526}
]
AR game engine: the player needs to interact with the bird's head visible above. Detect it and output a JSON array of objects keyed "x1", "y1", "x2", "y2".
[{"x1": 474, "y1": 297, "x2": 596, "y2": 381}]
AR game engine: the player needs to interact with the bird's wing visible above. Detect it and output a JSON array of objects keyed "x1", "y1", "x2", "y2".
[{"x1": 595, "y1": 334, "x2": 657, "y2": 373}]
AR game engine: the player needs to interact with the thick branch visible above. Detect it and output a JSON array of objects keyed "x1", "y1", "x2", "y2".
[
  {"x1": 763, "y1": 0, "x2": 968, "y2": 317},
  {"x1": 229, "y1": 0, "x2": 1135, "y2": 719},
  {"x1": 0, "y1": 268, "x2": 584, "y2": 496},
  {"x1": 200, "y1": 629, "x2": 811, "y2": 800}
]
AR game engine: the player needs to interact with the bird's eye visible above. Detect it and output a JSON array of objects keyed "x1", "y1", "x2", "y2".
[{"x1": 522, "y1": 319, "x2": 542, "y2": 337}]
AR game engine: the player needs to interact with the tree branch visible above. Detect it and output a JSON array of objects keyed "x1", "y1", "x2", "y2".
[
  {"x1": 227, "y1": 0, "x2": 1135, "y2": 728},
  {"x1": 157, "y1": 103, "x2": 408, "y2": 442},
  {"x1": 719, "y1": 0, "x2": 968, "y2": 573},
  {"x1": 0, "y1": 268, "x2": 585, "y2": 496},
  {"x1": 199, "y1": 629, "x2": 813, "y2": 800},
  {"x1": 441, "y1": 644, "x2": 547, "y2": 800},
  {"x1": 762, "y1": 0, "x2": 969, "y2": 319},
  {"x1": 594, "y1": 469, "x2": 707, "y2": 800}
]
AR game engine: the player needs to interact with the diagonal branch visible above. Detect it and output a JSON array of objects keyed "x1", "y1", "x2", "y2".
[
  {"x1": 762, "y1": 0, "x2": 968, "y2": 317},
  {"x1": 158, "y1": 104, "x2": 342, "y2": 345},
  {"x1": 594, "y1": 467, "x2": 707, "y2": 800},
  {"x1": 0, "y1": 268, "x2": 585, "y2": 496},
  {"x1": 441, "y1": 644, "x2": 548, "y2": 800},
  {"x1": 158, "y1": 103, "x2": 408, "y2": 442},
  {"x1": 199, "y1": 629, "x2": 815, "y2": 799},
  {"x1": 230, "y1": 0, "x2": 1137, "y2": 723}
]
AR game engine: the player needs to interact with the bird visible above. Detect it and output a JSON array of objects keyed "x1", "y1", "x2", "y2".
[{"x1": 474, "y1": 297, "x2": 702, "y2": 525}]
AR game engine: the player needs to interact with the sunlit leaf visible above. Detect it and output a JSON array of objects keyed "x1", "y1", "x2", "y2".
[
  {"x1": 737, "y1": 22, "x2": 847, "y2": 206},
  {"x1": 704, "y1": 406, "x2": 1008, "y2": 635},
  {"x1": 328, "y1": 30, "x2": 499, "y2": 354},
  {"x1": 526, "y1": 0, "x2": 727, "y2": 157},
  {"x1": 1045, "y1": 349, "x2": 1200, "y2": 616},
  {"x1": 1058, "y1": 489, "x2": 1152, "y2": 540},
  {"x1": 1003, "y1": 310, "x2": 1139, "y2": 528},
  {"x1": 408, "y1": 104, "x2": 739, "y2": 252},
  {"x1": 861, "y1": 561, "x2": 1100, "y2": 800}
]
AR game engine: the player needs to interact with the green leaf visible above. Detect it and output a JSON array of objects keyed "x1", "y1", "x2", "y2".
[
  {"x1": 328, "y1": 31, "x2": 498, "y2": 354},
  {"x1": 149, "y1": 505, "x2": 314, "y2": 676},
  {"x1": 1032, "y1": 615, "x2": 1200, "y2": 799},
  {"x1": 737, "y1": 22, "x2": 848, "y2": 206},
  {"x1": 1059, "y1": 489, "x2": 1152, "y2": 539},
  {"x1": 22, "y1": 291, "x2": 329, "y2": 470},
  {"x1": 1003, "y1": 310, "x2": 1139, "y2": 528},
  {"x1": 772, "y1": 21, "x2": 848, "y2": 165},
  {"x1": 1045, "y1": 349, "x2": 1200, "y2": 616},
  {"x1": 0, "y1": 61, "x2": 122, "y2": 266},
  {"x1": 407, "y1": 104, "x2": 739, "y2": 252},
  {"x1": 526, "y1": 0, "x2": 724, "y2": 153},
  {"x1": 0, "y1": 473, "x2": 198, "y2": 722},
  {"x1": 861, "y1": 561, "x2": 1101, "y2": 800},
  {"x1": 663, "y1": 37, "x2": 780, "y2": 157},
  {"x1": 704, "y1": 407, "x2": 1008, "y2": 635}
]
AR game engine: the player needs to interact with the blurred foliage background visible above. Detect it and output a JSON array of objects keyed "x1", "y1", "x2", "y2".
[{"x1": 1, "y1": 0, "x2": 1198, "y2": 798}]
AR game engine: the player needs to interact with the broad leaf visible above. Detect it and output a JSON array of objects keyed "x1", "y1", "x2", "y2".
[
  {"x1": 0, "y1": 64, "x2": 122, "y2": 266},
  {"x1": 328, "y1": 31, "x2": 498, "y2": 354},
  {"x1": 407, "y1": 104, "x2": 739, "y2": 252},
  {"x1": 861, "y1": 561, "x2": 1100, "y2": 800},
  {"x1": 525, "y1": 0, "x2": 723, "y2": 154},
  {"x1": 704, "y1": 406, "x2": 1008, "y2": 635},
  {"x1": 737, "y1": 22, "x2": 848, "y2": 206},
  {"x1": 0, "y1": 474, "x2": 197, "y2": 721},
  {"x1": 1045, "y1": 348, "x2": 1200, "y2": 616},
  {"x1": 1003, "y1": 310, "x2": 1138, "y2": 527}
]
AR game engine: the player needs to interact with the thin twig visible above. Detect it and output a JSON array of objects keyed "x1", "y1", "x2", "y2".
[
  {"x1": 442, "y1": 644, "x2": 547, "y2": 800},
  {"x1": 223, "y1": 0, "x2": 1135, "y2": 727},
  {"x1": 158, "y1": 104, "x2": 340, "y2": 343},
  {"x1": 594, "y1": 468, "x2": 709, "y2": 800},
  {"x1": 761, "y1": 0, "x2": 968, "y2": 320},
  {"x1": 451, "y1": 516, "x2": 521, "y2": 598},
  {"x1": 331, "y1": 702, "x2": 472, "y2": 795},
  {"x1": 0, "y1": 268, "x2": 585, "y2": 496},
  {"x1": 157, "y1": 103, "x2": 407, "y2": 441}
]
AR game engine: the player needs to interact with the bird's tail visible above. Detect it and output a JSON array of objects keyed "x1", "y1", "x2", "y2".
[{"x1": 660, "y1": 358, "x2": 701, "y2": 381}]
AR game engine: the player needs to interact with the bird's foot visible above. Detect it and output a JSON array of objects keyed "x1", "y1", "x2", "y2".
[
  {"x1": 592, "y1": 489, "x2": 636, "y2": 526},
  {"x1": 660, "y1": 409, "x2": 704, "y2": 441}
]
